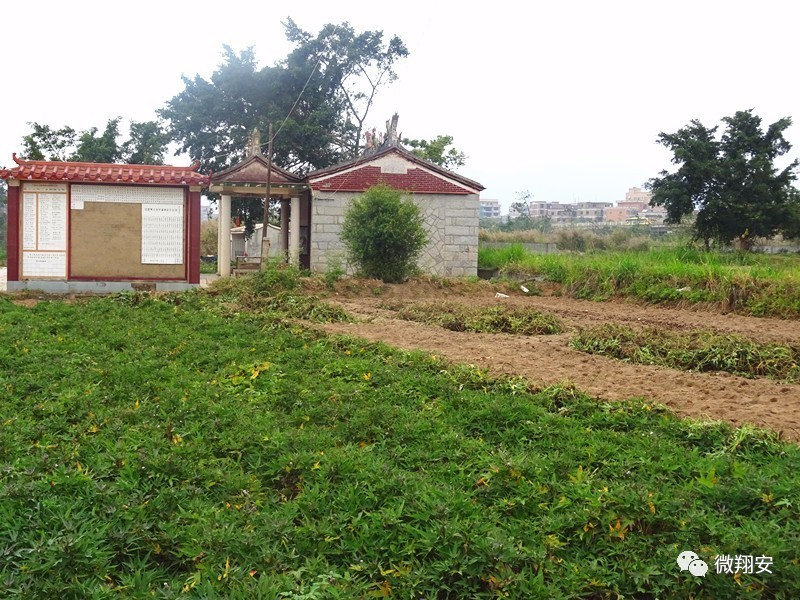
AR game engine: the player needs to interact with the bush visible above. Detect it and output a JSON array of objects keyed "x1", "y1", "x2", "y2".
[{"x1": 341, "y1": 184, "x2": 428, "y2": 283}]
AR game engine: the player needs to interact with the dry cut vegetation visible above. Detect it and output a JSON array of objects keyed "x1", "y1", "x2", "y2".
[{"x1": 380, "y1": 300, "x2": 564, "y2": 335}]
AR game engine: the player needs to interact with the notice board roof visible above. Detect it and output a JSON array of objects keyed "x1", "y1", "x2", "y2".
[{"x1": 0, "y1": 154, "x2": 210, "y2": 186}]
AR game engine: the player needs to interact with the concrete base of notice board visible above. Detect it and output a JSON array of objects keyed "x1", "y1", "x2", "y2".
[{"x1": 6, "y1": 280, "x2": 199, "y2": 293}]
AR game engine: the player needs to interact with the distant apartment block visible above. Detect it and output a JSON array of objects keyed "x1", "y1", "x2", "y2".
[
  {"x1": 479, "y1": 199, "x2": 501, "y2": 219},
  {"x1": 502, "y1": 187, "x2": 665, "y2": 227},
  {"x1": 528, "y1": 200, "x2": 610, "y2": 224}
]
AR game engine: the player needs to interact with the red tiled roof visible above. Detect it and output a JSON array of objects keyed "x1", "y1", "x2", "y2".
[
  {"x1": 306, "y1": 145, "x2": 484, "y2": 194},
  {"x1": 0, "y1": 154, "x2": 210, "y2": 186},
  {"x1": 310, "y1": 165, "x2": 476, "y2": 194}
]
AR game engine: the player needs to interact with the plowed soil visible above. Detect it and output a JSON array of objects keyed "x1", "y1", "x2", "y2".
[{"x1": 314, "y1": 280, "x2": 800, "y2": 441}]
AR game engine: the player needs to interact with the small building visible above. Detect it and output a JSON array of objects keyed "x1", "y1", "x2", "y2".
[
  {"x1": 210, "y1": 130, "x2": 310, "y2": 275},
  {"x1": 230, "y1": 223, "x2": 282, "y2": 258},
  {"x1": 306, "y1": 143, "x2": 483, "y2": 277},
  {"x1": 0, "y1": 155, "x2": 208, "y2": 292}
]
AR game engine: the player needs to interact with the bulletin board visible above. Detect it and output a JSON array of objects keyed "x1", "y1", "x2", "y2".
[
  {"x1": 69, "y1": 184, "x2": 186, "y2": 279},
  {"x1": 20, "y1": 182, "x2": 68, "y2": 279}
]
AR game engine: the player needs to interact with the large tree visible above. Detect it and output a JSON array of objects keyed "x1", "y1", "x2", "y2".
[
  {"x1": 160, "y1": 46, "x2": 340, "y2": 176},
  {"x1": 283, "y1": 18, "x2": 408, "y2": 160},
  {"x1": 161, "y1": 21, "x2": 407, "y2": 176},
  {"x1": 647, "y1": 110, "x2": 800, "y2": 248},
  {"x1": 20, "y1": 119, "x2": 169, "y2": 164},
  {"x1": 161, "y1": 19, "x2": 408, "y2": 234}
]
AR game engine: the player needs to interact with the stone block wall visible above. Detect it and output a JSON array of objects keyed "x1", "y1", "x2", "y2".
[{"x1": 309, "y1": 192, "x2": 479, "y2": 277}]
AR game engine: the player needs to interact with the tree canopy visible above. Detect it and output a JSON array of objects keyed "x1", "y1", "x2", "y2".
[
  {"x1": 159, "y1": 19, "x2": 408, "y2": 235},
  {"x1": 21, "y1": 119, "x2": 169, "y2": 164},
  {"x1": 647, "y1": 110, "x2": 800, "y2": 248},
  {"x1": 402, "y1": 134, "x2": 466, "y2": 170},
  {"x1": 161, "y1": 19, "x2": 408, "y2": 177}
]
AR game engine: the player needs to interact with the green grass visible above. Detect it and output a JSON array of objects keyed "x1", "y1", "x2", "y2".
[
  {"x1": 478, "y1": 243, "x2": 528, "y2": 269},
  {"x1": 199, "y1": 261, "x2": 217, "y2": 274},
  {"x1": 571, "y1": 324, "x2": 800, "y2": 382},
  {"x1": 1, "y1": 287, "x2": 799, "y2": 597},
  {"x1": 381, "y1": 300, "x2": 564, "y2": 335},
  {"x1": 480, "y1": 246, "x2": 800, "y2": 318}
]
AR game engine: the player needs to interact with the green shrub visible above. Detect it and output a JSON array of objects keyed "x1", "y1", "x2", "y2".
[{"x1": 341, "y1": 184, "x2": 428, "y2": 283}]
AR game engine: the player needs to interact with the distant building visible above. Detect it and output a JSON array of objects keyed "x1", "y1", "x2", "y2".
[
  {"x1": 575, "y1": 201, "x2": 612, "y2": 222},
  {"x1": 479, "y1": 199, "x2": 501, "y2": 219},
  {"x1": 603, "y1": 207, "x2": 629, "y2": 223},
  {"x1": 528, "y1": 200, "x2": 610, "y2": 224},
  {"x1": 625, "y1": 186, "x2": 653, "y2": 204},
  {"x1": 604, "y1": 187, "x2": 656, "y2": 223},
  {"x1": 640, "y1": 207, "x2": 667, "y2": 224}
]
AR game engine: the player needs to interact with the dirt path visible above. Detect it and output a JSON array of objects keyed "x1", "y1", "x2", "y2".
[{"x1": 316, "y1": 288, "x2": 800, "y2": 441}]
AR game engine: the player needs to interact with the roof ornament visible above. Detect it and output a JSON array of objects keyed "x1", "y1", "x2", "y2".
[
  {"x1": 361, "y1": 113, "x2": 402, "y2": 156},
  {"x1": 247, "y1": 128, "x2": 263, "y2": 158},
  {"x1": 384, "y1": 113, "x2": 401, "y2": 147}
]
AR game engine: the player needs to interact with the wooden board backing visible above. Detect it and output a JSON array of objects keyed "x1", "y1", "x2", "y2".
[{"x1": 69, "y1": 202, "x2": 185, "y2": 279}]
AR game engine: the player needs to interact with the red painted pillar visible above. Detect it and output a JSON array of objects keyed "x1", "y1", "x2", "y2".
[
  {"x1": 6, "y1": 184, "x2": 19, "y2": 281},
  {"x1": 188, "y1": 190, "x2": 201, "y2": 283}
]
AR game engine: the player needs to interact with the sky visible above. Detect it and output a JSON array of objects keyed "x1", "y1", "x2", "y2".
[{"x1": 3, "y1": 0, "x2": 799, "y2": 212}]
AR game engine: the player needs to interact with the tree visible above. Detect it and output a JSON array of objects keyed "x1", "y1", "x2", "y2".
[
  {"x1": 162, "y1": 21, "x2": 408, "y2": 175},
  {"x1": 20, "y1": 119, "x2": 168, "y2": 164},
  {"x1": 161, "y1": 20, "x2": 408, "y2": 235},
  {"x1": 74, "y1": 118, "x2": 122, "y2": 163},
  {"x1": 402, "y1": 134, "x2": 466, "y2": 170},
  {"x1": 340, "y1": 184, "x2": 428, "y2": 283},
  {"x1": 284, "y1": 18, "x2": 408, "y2": 160},
  {"x1": 647, "y1": 110, "x2": 800, "y2": 248},
  {"x1": 122, "y1": 120, "x2": 170, "y2": 164},
  {"x1": 22, "y1": 123, "x2": 77, "y2": 161}
]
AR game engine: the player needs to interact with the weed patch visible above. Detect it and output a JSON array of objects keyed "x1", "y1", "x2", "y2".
[
  {"x1": 204, "y1": 264, "x2": 352, "y2": 323},
  {"x1": 480, "y1": 247, "x2": 800, "y2": 318},
  {"x1": 382, "y1": 300, "x2": 564, "y2": 335},
  {"x1": 571, "y1": 324, "x2": 800, "y2": 382}
]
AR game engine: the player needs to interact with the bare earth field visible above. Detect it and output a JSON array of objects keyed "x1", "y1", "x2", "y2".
[{"x1": 315, "y1": 281, "x2": 800, "y2": 441}]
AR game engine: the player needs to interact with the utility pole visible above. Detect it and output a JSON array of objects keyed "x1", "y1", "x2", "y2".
[{"x1": 260, "y1": 122, "x2": 273, "y2": 270}]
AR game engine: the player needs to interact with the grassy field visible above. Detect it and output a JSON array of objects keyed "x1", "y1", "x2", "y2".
[
  {"x1": 480, "y1": 245, "x2": 800, "y2": 318},
  {"x1": 1, "y1": 273, "x2": 800, "y2": 597}
]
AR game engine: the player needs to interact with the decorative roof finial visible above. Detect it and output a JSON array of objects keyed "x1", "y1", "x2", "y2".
[
  {"x1": 247, "y1": 128, "x2": 262, "y2": 157},
  {"x1": 385, "y1": 113, "x2": 400, "y2": 147}
]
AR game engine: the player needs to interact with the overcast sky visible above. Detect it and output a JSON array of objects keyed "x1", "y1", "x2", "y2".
[{"x1": 3, "y1": 0, "x2": 799, "y2": 211}]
